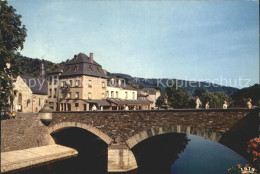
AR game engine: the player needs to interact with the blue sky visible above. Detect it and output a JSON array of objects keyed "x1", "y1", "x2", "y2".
[{"x1": 9, "y1": 0, "x2": 259, "y2": 88}]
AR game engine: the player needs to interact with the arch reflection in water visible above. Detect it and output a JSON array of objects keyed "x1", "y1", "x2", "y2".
[
  {"x1": 51, "y1": 127, "x2": 108, "y2": 174},
  {"x1": 131, "y1": 133, "x2": 189, "y2": 174}
]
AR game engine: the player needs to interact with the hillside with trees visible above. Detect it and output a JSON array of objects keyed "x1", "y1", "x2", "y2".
[{"x1": 14, "y1": 53, "x2": 61, "y2": 77}]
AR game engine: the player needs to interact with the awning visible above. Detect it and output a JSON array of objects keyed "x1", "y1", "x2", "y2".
[
  {"x1": 84, "y1": 99, "x2": 111, "y2": 106},
  {"x1": 107, "y1": 99, "x2": 150, "y2": 105}
]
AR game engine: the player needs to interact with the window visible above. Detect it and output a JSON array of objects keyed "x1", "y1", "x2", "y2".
[
  {"x1": 89, "y1": 65, "x2": 93, "y2": 71},
  {"x1": 97, "y1": 67, "x2": 101, "y2": 73},
  {"x1": 111, "y1": 91, "x2": 114, "y2": 98},
  {"x1": 61, "y1": 81, "x2": 66, "y2": 87},
  {"x1": 107, "y1": 91, "x2": 109, "y2": 98},
  {"x1": 88, "y1": 92, "x2": 92, "y2": 99},
  {"x1": 75, "y1": 92, "x2": 79, "y2": 99},
  {"x1": 14, "y1": 90, "x2": 17, "y2": 96},
  {"x1": 54, "y1": 76, "x2": 57, "y2": 85},
  {"x1": 75, "y1": 103, "x2": 79, "y2": 107},
  {"x1": 132, "y1": 92, "x2": 135, "y2": 100},
  {"x1": 61, "y1": 92, "x2": 66, "y2": 98},
  {"x1": 102, "y1": 93, "x2": 105, "y2": 99},
  {"x1": 125, "y1": 92, "x2": 128, "y2": 99},
  {"x1": 102, "y1": 82, "x2": 105, "y2": 88},
  {"x1": 88, "y1": 80, "x2": 92, "y2": 87},
  {"x1": 75, "y1": 80, "x2": 80, "y2": 87},
  {"x1": 83, "y1": 104, "x2": 87, "y2": 111},
  {"x1": 61, "y1": 103, "x2": 63, "y2": 111},
  {"x1": 66, "y1": 66, "x2": 71, "y2": 71},
  {"x1": 49, "y1": 89, "x2": 52, "y2": 98},
  {"x1": 67, "y1": 92, "x2": 71, "y2": 99},
  {"x1": 74, "y1": 66, "x2": 79, "y2": 71},
  {"x1": 18, "y1": 93, "x2": 22, "y2": 103},
  {"x1": 54, "y1": 88, "x2": 57, "y2": 98},
  {"x1": 69, "y1": 80, "x2": 73, "y2": 87},
  {"x1": 116, "y1": 91, "x2": 119, "y2": 98},
  {"x1": 111, "y1": 79, "x2": 115, "y2": 85}
]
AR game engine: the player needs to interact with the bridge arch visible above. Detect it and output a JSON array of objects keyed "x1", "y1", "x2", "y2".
[
  {"x1": 126, "y1": 125, "x2": 222, "y2": 149},
  {"x1": 48, "y1": 122, "x2": 113, "y2": 145}
]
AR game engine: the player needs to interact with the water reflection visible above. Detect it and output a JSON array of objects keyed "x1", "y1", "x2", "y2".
[{"x1": 131, "y1": 133, "x2": 189, "y2": 174}]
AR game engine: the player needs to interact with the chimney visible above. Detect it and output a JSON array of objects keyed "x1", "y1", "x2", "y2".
[{"x1": 90, "y1": 53, "x2": 93, "y2": 63}]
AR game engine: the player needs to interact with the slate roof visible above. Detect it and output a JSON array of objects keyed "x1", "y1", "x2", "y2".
[
  {"x1": 59, "y1": 53, "x2": 106, "y2": 78},
  {"x1": 107, "y1": 78, "x2": 137, "y2": 91},
  {"x1": 107, "y1": 98, "x2": 151, "y2": 105},
  {"x1": 20, "y1": 75, "x2": 48, "y2": 95},
  {"x1": 142, "y1": 88, "x2": 158, "y2": 95}
]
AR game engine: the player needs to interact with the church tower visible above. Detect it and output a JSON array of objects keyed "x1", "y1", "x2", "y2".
[{"x1": 40, "y1": 61, "x2": 45, "y2": 79}]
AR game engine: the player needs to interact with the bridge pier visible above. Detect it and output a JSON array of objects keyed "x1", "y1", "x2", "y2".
[{"x1": 108, "y1": 144, "x2": 137, "y2": 172}]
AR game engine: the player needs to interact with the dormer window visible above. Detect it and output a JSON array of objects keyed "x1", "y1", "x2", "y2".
[
  {"x1": 74, "y1": 66, "x2": 79, "y2": 71},
  {"x1": 89, "y1": 65, "x2": 93, "y2": 71},
  {"x1": 66, "y1": 66, "x2": 71, "y2": 72},
  {"x1": 97, "y1": 67, "x2": 101, "y2": 73},
  {"x1": 111, "y1": 78, "x2": 115, "y2": 85}
]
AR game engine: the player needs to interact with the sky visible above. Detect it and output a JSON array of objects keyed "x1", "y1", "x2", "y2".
[{"x1": 8, "y1": 0, "x2": 259, "y2": 88}]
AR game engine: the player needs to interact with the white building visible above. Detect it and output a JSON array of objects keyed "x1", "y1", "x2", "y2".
[{"x1": 106, "y1": 78, "x2": 150, "y2": 110}]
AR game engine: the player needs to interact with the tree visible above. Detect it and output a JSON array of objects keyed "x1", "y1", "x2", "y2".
[
  {"x1": 155, "y1": 95, "x2": 165, "y2": 108},
  {"x1": 193, "y1": 87, "x2": 207, "y2": 98},
  {"x1": 0, "y1": 1, "x2": 27, "y2": 115},
  {"x1": 200, "y1": 92, "x2": 230, "y2": 108},
  {"x1": 165, "y1": 83, "x2": 189, "y2": 108}
]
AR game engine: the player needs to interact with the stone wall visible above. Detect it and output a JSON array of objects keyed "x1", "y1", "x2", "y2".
[{"x1": 1, "y1": 116, "x2": 54, "y2": 152}]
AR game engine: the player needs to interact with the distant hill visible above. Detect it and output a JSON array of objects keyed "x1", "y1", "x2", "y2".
[
  {"x1": 15, "y1": 55, "x2": 60, "y2": 77},
  {"x1": 111, "y1": 73, "x2": 238, "y2": 96}
]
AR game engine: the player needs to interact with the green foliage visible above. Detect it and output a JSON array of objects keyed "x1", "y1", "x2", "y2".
[
  {"x1": 14, "y1": 54, "x2": 60, "y2": 77},
  {"x1": 200, "y1": 92, "x2": 230, "y2": 108},
  {"x1": 193, "y1": 87, "x2": 207, "y2": 97},
  {"x1": 231, "y1": 84, "x2": 260, "y2": 107},
  {"x1": 0, "y1": 1, "x2": 27, "y2": 114},
  {"x1": 155, "y1": 95, "x2": 165, "y2": 108},
  {"x1": 165, "y1": 84, "x2": 189, "y2": 108},
  {"x1": 187, "y1": 98, "x2": 196, "y2": 108}
]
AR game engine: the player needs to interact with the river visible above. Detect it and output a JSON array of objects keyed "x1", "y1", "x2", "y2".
[{"x1": 13, "y1": 132, "x2": 247, "y2": 174}]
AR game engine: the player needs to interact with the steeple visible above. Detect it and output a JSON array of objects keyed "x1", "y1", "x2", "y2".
[{"x1": 40, "y1": 61, "x2": 45, "y2": 79}]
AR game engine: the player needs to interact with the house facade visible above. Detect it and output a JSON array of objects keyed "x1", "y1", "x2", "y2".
[
  {"x1": 48, "y1": 53, "x2": 109, "y2": 111},
  {"x1": 138, "y1": 88, "x2": 161, "y2": 109},
  {"x1": 12, "y1": 75, "x2": 48, "y2": 113},
  {"x1": 106, "y1": 78, "x2": 150, "y2": 110}
]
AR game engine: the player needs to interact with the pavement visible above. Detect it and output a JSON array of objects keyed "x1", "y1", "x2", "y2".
[{"x1": 1, "y1": 144, "x2": 78, "y2": 173}]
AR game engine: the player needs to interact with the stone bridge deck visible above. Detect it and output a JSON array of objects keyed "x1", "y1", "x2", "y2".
[{"x1": 1, "y1": 145, "x2": 78, "y2": 173}]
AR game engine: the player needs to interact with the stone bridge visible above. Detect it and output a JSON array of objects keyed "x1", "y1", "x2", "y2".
[{"x1": 1, "y1": 108, "x2": 259, "y2": 173}]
